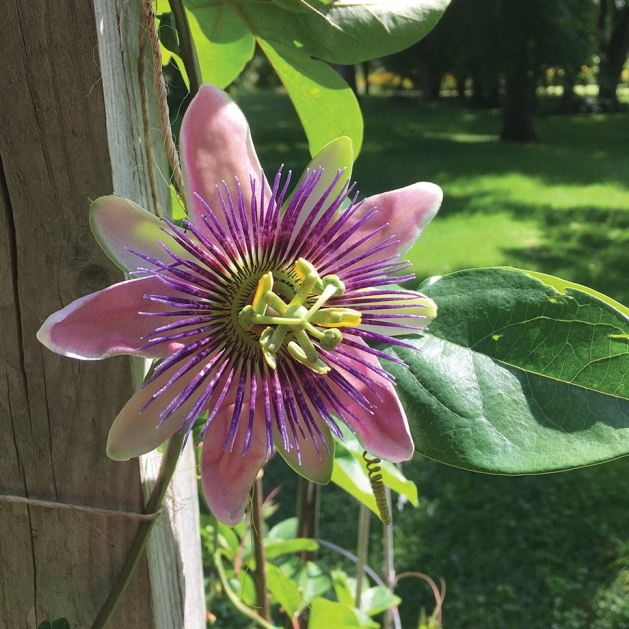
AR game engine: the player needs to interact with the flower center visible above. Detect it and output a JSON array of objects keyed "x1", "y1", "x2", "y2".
[{"x1": 237, "y1": 258, "x2": 361, "y2": 374}]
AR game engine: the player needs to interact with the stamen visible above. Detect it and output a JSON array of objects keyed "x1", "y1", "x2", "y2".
[{"x1": 237, "y1": 257, "x2": 362, "y2": 373}]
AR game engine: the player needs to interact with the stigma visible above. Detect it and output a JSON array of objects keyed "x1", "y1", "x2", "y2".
[{"x1": 238, "y1": 258, "x2": 361, "y2": 374}]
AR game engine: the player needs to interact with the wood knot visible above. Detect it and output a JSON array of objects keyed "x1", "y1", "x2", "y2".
[{"x1": 75, "y1": 264, "x2": 111, "y2": 294}]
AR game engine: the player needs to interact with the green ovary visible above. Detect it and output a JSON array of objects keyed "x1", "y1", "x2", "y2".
[{"x1": 237, "y1": 258, "x2": 361, "y2": 374}]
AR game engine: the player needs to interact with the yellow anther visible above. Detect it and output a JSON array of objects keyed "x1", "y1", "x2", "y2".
[
  {"x1": 295, "y1": 258, "x2": 324, "y2": 293},
  {"x1": 252, "y1": 272, "x2": 274, "y2": 314},
  {"x1": 312, "y1": 308, "x2": 361, "y2": 328}
]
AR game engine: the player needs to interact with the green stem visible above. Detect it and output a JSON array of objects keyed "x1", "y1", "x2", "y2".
[
  {"x1": 167, "y1": 0, "x2": 202, "y2": 96},
  {"x1": 90, "y1": 431, "x2": 185, "y2": 629},
  {"x1": 251, "y1": 475, "x2": 271, "y2": 622},
  {"x1": 382, "y1": 486, "x2": 401, "y2": 629},
  {"x1": 354, "y1": 504, "x2": 371, "y2": 609},
  {"x1": 214, "y1": 549, "x2": 276, "y2": 629},
  {"x1": 296, "y1": 477, "x2": 319, "y2": 563}
]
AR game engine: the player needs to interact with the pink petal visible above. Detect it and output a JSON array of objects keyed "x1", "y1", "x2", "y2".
[
  {"x1": 180, "y1": 84, "x2": 269, "y2": 230},
  {"x1": 37, "y1": 276, "x2": 186, "y2": 360},
  {"x1": 200, "y1": 396, "x2": 268, "y2": 526},
  {"x1": 274, "y1": 414, "x2": 335, "y2": 484},
  {"x1": 106, "y1": 358, "x2": 211, "y2": 460},
  {"x1": 346, "y1": 182, "x2": 442, "y2": 258},
  {"x1": 288, "y1": 137, "x2": 354, "y2": 241},
  {"x1": 90, "y1": 195, "x2": 192, "y2": 273},
  {"x1": 332, "y1": 339, "x2": 414, "y2": 462}
]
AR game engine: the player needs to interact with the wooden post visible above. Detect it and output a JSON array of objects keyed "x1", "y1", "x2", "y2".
[{"x1": 0, "y1": 1, "x2": 204, "y2": 627}]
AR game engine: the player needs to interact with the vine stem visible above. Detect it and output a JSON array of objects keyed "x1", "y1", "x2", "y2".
[
  {"x1": 214, "y1": 549, "x2": 276, "y2": 629},
  {"x1": 142, "y1": 0, "x2": 186, "y2": 197},
  {"x1": 90, "y1": 431, "x2": 185, "y2": 629},
  {"x1": 382, "y1": 486, "x2": 402, "y2": 629},
  {"x1": 251, "y1": 473, "x2": 271, "y2": 622},
  {"x1": 354, "y1": 504, "x2": 371, "y2": 608},
  {"x1": 167, "y1": 0, "x2": 202, "y2": 96}
]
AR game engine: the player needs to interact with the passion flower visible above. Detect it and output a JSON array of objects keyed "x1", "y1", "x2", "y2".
[{"x1": 37, "y1": 84, "x2": 442, "y2": 525}]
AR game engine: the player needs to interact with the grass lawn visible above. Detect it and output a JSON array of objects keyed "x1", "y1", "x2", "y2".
[
  {"x1": 238, "y1": 91, "x2": 629, "y2": 302},
  {"x1": 236, "y1": 90, "x2": 629, "y2": 629}
]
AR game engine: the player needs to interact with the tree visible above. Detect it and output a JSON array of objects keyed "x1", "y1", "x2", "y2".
[
  {"x1": 598, "y1": 0, "x2": 629, "y2": 100},
  {"x1": 383, "y1": 0, "x2": 596, "y2": 140}
]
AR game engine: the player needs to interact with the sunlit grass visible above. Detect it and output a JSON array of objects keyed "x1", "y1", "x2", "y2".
[
  {"x1": 238, "y1": 90, "x2": 629, "y2": 299},
  {"x1": 409, "y1": 212, "x2": 540, "y2": 280}
]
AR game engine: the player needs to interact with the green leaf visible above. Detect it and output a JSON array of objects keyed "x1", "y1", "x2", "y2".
[
  {"x1": 331, "y1": 569, "x2": 356, "y2": 607},
  {"x1": 298, "y1": 0, "x2": 452, "y2": 64},
  {"x1": 297, "y1": 560, "x2": 333, "y2": 610},
  {"x1": 360, "y1": 586, "x2": 402, "y2": 616},
  {"x1": 388, "y1": 267, "x2": 629, "y2": 474},
  {"x1": 272, "y1": 556, "x2": 331, "y2": 609},
  {"x1": 336, "y1": 424, "x2": 419, "y2": 506},
  {"x1": 217, "y1": 520, "x2": 240, "y2": 553},
  {"x1": 158, "y1": 12, "x2": 180, "y2": 55},
  {"x1": 331, "y1": 446, "x2": 380, "y2": 515},
  {"x1": 257, "y1": 37, "x2": 363, "y2": 157},
  {"x1": 186, "y1": 4, "x2": 255, "y2": 88},
  {"x1": 267, "y1": 517, "x2": 298, "y2": 540},
  {"x1": 510, "y1": 267, "x2": 629, "y2": 319},
  {"x1": 308, "y1": 598, "x2": 379, "y2": 629},
  {"x1": 228, "y1": 570, "x2": 256, "y2": 606},
  {"x1": 264, "y1": 538, "x2": 319, "y2": 558},
  {"x1": 238, "y1": 0, "x2": 452, "y2": 65},
  {"x1": 267, "y1": 562, "x2": 302, "y2": 617}
]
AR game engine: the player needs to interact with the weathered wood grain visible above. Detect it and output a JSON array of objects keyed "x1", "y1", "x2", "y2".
[{"x1": 0, "y1": 1, "x2": 204, "y2": 627}]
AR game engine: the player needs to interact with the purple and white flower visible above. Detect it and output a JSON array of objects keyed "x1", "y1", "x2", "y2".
[{"x1": 37, "y1": 84, "x2": 442, "y2": 525}]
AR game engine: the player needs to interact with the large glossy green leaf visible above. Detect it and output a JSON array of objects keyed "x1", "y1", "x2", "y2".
[
  {"x1": 239, "y1": 0, "x2": 452, "y2": 65},
  {"x1": 386, "y1": 268, "x2": 629, "y2": 474},
  {"x1": 186, "y1": 5, "x2": 255, "y2": 88},
  {"x1": 257, "y1": 37, "x2": 363, "y2": 157}
]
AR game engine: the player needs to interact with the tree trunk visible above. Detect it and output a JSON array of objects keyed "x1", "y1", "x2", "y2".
[
  {"x1": 0, "y1": 1, "x2": 204, "y2": 627},
  {"x1": 423, "y1": 71, "x2": 442, "y2": 101},
  {"x1": 471, "y1": 73, "x2": 501, "y2": 108},
  {"x1": 334, "y1": 64, "x2": 358, "y2": 96},
  {"x1": 501, "y1": 64, "x2": 538, "y2": 142},
  {"x1": 456, "y1": 75, "x2": 467, "y2": 99},
  {"x1": 558, "y1": 73, "x2": 576, "y2": 115},
  {"x1": 598, "y1": 6, "x2": 629, "y2": 101},
  {"x1": 500, "y1": 0, "x2": 538, "y2": 142}
]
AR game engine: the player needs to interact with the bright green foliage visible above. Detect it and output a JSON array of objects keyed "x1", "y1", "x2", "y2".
[
  {"x1": 182, "y1": 0, "x2": 451, "y2": 157},
  {"x1": 257, "y1": 37, "x2": 363, "y2": 156},
  {"x1": 186, "y1": 6, "x2": 255, "y2": 88},
  {"x1": 386, "y1": 267, "x2": 629, "y2": 474},
  {"x1": 308, "y1": 597, "x2": 378, "y2": 629},
  {"x1": 331, "y1": 424, "x2": 418, "y2": 516},
  {"x1": 332, "y1": 569, "x2": 402, "y2": 617}
]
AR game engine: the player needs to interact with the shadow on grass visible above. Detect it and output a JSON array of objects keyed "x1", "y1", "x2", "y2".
[{"x1": 507, "y1": 204, "x2": 629, "y2": 305}]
